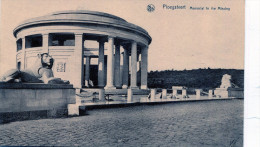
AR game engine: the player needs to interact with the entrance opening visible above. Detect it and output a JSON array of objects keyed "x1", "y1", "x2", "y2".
[
  {"x1": 83, "y1": 57, "x2": 99, "y2": 88},
  {"x1": 90, "y1": 65, "x2": 98, "y2": 87},
  {"x1": 83, "y1": 56, "x2": 107, "y2": 88},
  {"x1": 89, "y1": 57, "x2": 98, "y2": 87}
]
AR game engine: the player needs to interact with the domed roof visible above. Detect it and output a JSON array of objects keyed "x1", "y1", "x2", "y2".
[
  {"x1": 13, "y1": 10, "x2": 151, "y2": 44},
  {"x1": 50, "y1": 10, "x2": 127, "y2": 22}
]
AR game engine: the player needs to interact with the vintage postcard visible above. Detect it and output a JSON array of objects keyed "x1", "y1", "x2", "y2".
[{"x1": 0, "y1": 0, "x2": 251, "y2": 146}]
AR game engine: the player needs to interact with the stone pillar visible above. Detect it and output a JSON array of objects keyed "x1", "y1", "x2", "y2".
[
  {"x1": 105, "y1": 37, "x2": 115, "y2": 89},
  {"x1": 182, "y1": 89, "x2": 187, "y2": 97},
  {"x1": 172, "y1": 89, "x2": 177, "y2": 96},
  {"x1": 98, "y1": 41, "x2": 105, "y2": 87},
  {"x1": 21, "y1": 37, "x2": 26, "y2": 70},
  {"x1": 73, "y1": 33, "x2": 84, "y2": 88},
  {"x1": 196, "y1": 89, "x2": 201, "y2": 99},
  {"x1": 209, "y1": 90, "x2": 213, "y2": 98},
  {"x1": 127, "y1": 88, "x2": 133, "y2": 102},
  {"x1": 68, "y1": 104, "x2": 79, "y2": 116},
  {"x1": 122, "y1": 47, "x2": 129, "y2": 89},
  {"x1": 114, "y1": 43, "x2": 121, "y2": 88},
  {"x1": 162, "y1": 89, "x2": 167, "y2": 99},
  {"x1": 99, "y1": 89, "x2": 105, "y2": 101},
  {"x1": 141, "y1": 46, "x2": 148, "y2": 89},
  {"x1": 130, "y1": 41, "x2": 138, "y2": 89},
  {"x1": 150, "y1": 89, "x2": 156, "y2": 101},
  {"x1": 42, "y1": 33, "x2": 49, "y2": 53},
  {"x1": 85, "y1": 56, "x2": 90, "y2": 86}
]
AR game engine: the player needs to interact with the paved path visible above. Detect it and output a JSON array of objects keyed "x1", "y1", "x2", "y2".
[{"x1": 0, "y1": 99, "x2": 243, "y2": 146}]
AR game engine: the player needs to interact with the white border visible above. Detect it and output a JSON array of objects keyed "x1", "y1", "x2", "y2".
[{"x1": 244, "y1": 0, "x2": 260, "y2": 146}]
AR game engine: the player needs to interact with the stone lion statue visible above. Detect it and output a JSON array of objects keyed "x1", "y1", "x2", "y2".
[
  {"x1": 0, "y1": 53, "x2": 69, "y2": 84},
  {"x1": 219, "y1": 74, "x2": 232, "y2": 89}
]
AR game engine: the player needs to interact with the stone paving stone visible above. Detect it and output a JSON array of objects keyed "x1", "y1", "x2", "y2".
[{"x1": 0, "y1": 99, "x2": 243, "y2": 146}]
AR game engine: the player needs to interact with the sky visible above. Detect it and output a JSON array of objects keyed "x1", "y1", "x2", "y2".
[{"x1": 0, "y1": 0, "x2": 244, "y2": 75}]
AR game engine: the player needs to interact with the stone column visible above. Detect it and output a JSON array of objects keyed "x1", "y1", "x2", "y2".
[
  {"x1": 21, "y1": 37, "x2": 26, "y2": 70},
  {"x1": 68, "y1": 104, "x2": 79, "y2": 116},
  {"x1": 182, "y1": 89, "x2": 187, "y2": 97},
  {"x1": 122, "y1": 47, "x2": 129, "y2": 89},
  {"x1": 73, "y1": 33, "x2": 84, "y2": 88},
  {"x1": 141, "y1": 46, "x2": 148, "y2": 89},
  {"x1": 42, "y1": 33, "x2": 49, "y2": 53},
  {"x1": 98, "y1": 41, "x2": 105, "y2": 87},
  {"x1": 99, "y1": 89, "x2": 105, "y2": 101},
  {"x1": 196, "y1": 89, "x2": 201, "y2": 99},
  {"x1": 172, "y1": 89, "x2": 177, "y2": 96},
  {"x1": 150, "y1": 89, "x2": 156, "y2": 101},
  {"x1": 105, "y1": 37, "x2": 115, "y2": 89},
  {"x1": 130, "y1": 41, "x2": 138, "y2": 89},
  {"x1": 114, "y1": 43, "x2": 121, "y2": 88},
  {"x1": 162, "y1": 89, "x2": 167, "y2": 99},
  {"x1": 127, "y1": 88, "x2": 133, "y2": 102},
  {"x1": 209, "y1": 90, "x2": 213, "y2": 98},
  {"x1": 85, "y1": 56, "x2": 90, "y2": 87}
]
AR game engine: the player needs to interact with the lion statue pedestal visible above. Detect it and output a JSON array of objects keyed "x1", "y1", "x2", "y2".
[
  {"x1": 0, "y1": 53, "x2": 77, "y2": 123},
  {"x1": 214, "y1": 74, "x2": 243, "y2": 98},
  {"x1": 214, "y1": 74, "x2": 233, "y2": 98}
]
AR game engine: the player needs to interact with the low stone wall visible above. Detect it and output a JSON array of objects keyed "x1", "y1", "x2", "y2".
[
  {"x1": 228, "y1": 88, "x2": 244, "y2": 98},
  {"x1": 0, "y1": 83, "x2": 75, "y2": 123}
]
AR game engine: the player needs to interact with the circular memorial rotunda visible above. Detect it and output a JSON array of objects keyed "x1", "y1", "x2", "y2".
[{"x1": 14, "y1": 10, "x2": 152, "y2": 89}]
